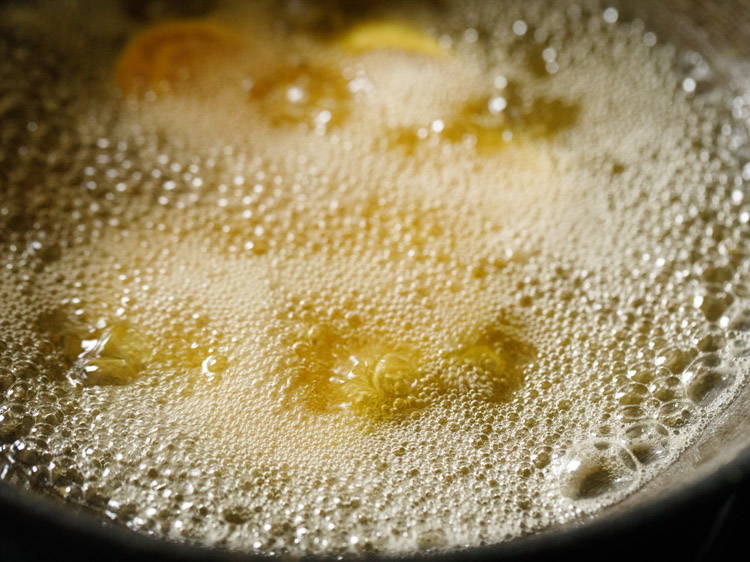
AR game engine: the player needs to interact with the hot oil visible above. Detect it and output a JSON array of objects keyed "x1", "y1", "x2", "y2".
[{"x1": 1, "y1": 0, "x2": 749, "y2": 555}]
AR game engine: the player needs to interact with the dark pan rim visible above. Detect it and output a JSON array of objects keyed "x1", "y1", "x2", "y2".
[{"x1": 1, "y1": 442, "x2": 749, "y2": 561}]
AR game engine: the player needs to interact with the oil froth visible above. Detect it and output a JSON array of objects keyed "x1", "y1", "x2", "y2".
[{"x1": 0, "y1": 0, "x2": 749, "y2": 556}]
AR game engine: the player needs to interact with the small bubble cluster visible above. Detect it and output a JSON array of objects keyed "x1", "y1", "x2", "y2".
[{"x1": 1, "y1": 0, "x2": 749, "y2": 557}]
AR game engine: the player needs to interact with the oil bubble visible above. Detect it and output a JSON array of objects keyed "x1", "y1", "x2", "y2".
[
  {"x1": 622, "y1": 421, "x2": 671, "y2": 465},
  {"x1": 682, "y1": 354, "x2": 737, "y2": 405},
  {"x1": 558, "y1": 440, "x2": 640, "y2": 501}
]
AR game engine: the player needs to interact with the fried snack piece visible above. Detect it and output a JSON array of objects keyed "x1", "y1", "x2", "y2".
[
  {"x1": 337, "y1": 20, "x2": 447, "y2": 57},
  {"x1": 115, "y1": 19, "x2": 350, "y2": 130},
  {"x1": 114, "y1": 20, "x2": 245, "y2": 97}
]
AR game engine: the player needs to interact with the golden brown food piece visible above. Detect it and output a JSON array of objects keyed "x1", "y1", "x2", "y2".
[
  {"x1": 337, "y1": 20, "x2": 447, "y2": 57},
  {"x1": 248, "y1": 61, "x2": 351, "y2": 129},
  {"x1": 114, "y1": 20, "x2": 245, "y2": 97},
  {"x1": 115, "y1": 19, "x2": 351, "y2": 130},
  {"x1": 35, "y1": 299, "x2": 226, "y2": 389},
  {"x1": 277, "y1": 311, "x2": 533, "y2": 419},
  {"x1": 391, "y1": 89, "x2": 580, "y2": 153}
]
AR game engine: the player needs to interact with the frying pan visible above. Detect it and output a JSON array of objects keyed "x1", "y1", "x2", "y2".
[{"x1": 1, "y1": 0, "x2": 749, "y2": 560}]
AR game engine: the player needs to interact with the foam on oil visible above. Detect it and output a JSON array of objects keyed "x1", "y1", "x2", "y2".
[{"x1": 1, "y1": 0, "x2": 749, "y2": 555}]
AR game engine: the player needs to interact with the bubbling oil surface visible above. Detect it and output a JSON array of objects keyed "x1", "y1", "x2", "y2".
[{"x1": 1, "y1": 0, "x2": 750, "y2": 556}]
